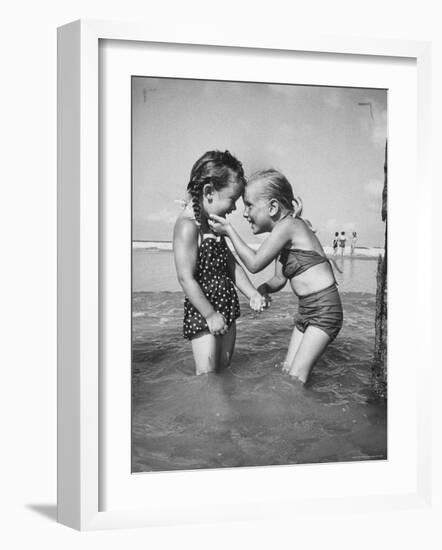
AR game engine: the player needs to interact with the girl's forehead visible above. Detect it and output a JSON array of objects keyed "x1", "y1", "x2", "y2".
[
  {"x1": 228, "y1": 179, "x2": 244, "y2": 196},
  {"x1": 231, "y1": 178, "x2": 244, "y2": 190},
  {"x1": 244, "y1": 180, "x2": 265, "y2": 201}
]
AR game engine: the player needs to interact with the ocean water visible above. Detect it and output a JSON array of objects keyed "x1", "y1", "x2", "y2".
[
  {"x1": 133, "y1": 248, "x2": 379, "y2": 293},
  {"x1": 132, "y1": 250, "x2": 387, "y2": 472}
]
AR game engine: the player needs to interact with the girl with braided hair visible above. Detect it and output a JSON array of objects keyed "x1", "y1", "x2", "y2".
[
  {"x1": 173, "y1": 150, "x2": 267, "y2": 375},
  {"x1": 209, "y1": 169, "x2": 343, "y2": 385}
]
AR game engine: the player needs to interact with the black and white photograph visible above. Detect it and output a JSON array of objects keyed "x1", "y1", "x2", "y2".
[
  {"x1": 131, "y1": 76, "x2": 388, "y2": 473},
  {"x1": 4, "y1": 0, "x2": 438, "y2": 542}
]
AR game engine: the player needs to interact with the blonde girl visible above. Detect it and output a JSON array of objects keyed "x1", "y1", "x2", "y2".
[{"x1": 209, "y1": 169, "x2": 343, "y2": 384}]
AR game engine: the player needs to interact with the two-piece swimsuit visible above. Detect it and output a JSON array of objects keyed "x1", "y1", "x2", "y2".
[
  {"x1": 279, "y1": 248, "x2": 343, "y2": 341},
  {"x1": 183, "y1": 232, "x2": 240, "y2": 340}
]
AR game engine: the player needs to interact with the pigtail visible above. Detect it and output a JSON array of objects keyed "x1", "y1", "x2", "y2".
[
  {"x1": 187, "y1": 180, "x2": 202, "y2": 226},
  {"x1": 186, "y1": 158, "x2": 207, "y2": 226},
  {"x1": 187, "y1": 175, "x2": 214, "y2": 226},
  {"x1": 191, "y1": 195, "x2": 201, "y2": 226}
]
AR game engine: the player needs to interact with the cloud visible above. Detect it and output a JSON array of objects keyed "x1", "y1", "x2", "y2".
[
  {"x1": 325, "y1": 218, "x2": 338, "y2": 231},
  {"x1": 144, "y1": 208, "x2": 177, "y2": 224},
  {"x1": 364, "y1": 178, "x2": 383, "y2": 198},
  {"x1": 342, "y1": 222, "x2": 356, "y2": 232}
]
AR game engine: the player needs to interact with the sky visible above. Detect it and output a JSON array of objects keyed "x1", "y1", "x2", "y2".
[{"x1": 132, "y1": 77, "x2": 387, "y2": 247}]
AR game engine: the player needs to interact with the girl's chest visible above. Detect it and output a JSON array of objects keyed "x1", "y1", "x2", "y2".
[{"x1": 198, "y1": 239, "x2": 228, "y2": 270}]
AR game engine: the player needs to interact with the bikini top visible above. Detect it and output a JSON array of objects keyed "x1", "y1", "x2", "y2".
[{"x1": 279, "y1": 248, "x2": 330, "y2": 279}]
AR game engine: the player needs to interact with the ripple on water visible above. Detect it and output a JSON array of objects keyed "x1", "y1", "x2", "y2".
[{"x1": 131, "y1": 291, "x2": 386, "y2": 472}]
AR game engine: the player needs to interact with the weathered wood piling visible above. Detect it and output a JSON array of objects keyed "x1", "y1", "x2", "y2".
[{"x1": 373, "y1": 141, "x2": 388, "y2": 397}]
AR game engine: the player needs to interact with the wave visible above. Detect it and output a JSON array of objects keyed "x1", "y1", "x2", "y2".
[
  {"x1": 133, "y1": 241, "x2": 173, "y2": 251},
  {"x1": 133, "y1": 241, "x2": 384, "y2": 258}
]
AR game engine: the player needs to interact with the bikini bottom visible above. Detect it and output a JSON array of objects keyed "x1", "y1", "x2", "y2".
[{"x1": 295, "y1": 283, "x2": 343, "y2": 341}]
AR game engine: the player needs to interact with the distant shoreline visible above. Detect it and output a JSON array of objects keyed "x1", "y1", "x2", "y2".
[{"x1": 133, "y1": 241, "x2": 384, "y2": 258}]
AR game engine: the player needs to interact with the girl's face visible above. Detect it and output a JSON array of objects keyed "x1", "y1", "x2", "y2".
[
  {"x1": 207, "y1": 179, "x2": 243, "y2": 218},
  {"x1": 242, "y1": 181, "x2": 273, "y2": 234}
]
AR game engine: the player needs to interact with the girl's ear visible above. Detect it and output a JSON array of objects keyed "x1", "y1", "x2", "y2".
[
  {"x1": 268, "y1": 199, "x2": 280, "y2": 217},
  {"x1": 202, "y1": 183, "x2": 214, "y2": 199}
]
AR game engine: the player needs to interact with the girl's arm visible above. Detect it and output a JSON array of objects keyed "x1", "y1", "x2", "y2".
[
  {"x1": 209, "y1": 215, "x2": 291, "y2": 274},
  {"x1": 173, "y1": 217, "x2": 226, "y2": 333},
  {"x1": 226, "y1": 248, "x2": 267, "y2": 311},
  {"x1": 329, "y1": 257, "x2": 343, "y2": 274},
  {"x1": 226, "y1": 247, "x2": 258, "y2": 299},
  {"x1": 257, "y1": 258, "x2": 288, "y2": 295}
]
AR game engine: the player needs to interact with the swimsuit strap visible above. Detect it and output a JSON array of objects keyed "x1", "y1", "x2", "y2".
[{"x1": 201, "y1": 232, "x2": 221, "y2": 242}]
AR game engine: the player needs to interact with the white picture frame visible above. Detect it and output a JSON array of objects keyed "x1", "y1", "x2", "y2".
[{"x1": 57, "y1": 19, "x2": 432, "y2": 531}]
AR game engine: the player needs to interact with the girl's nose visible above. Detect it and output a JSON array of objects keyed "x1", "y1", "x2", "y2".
[{"x1": 243, "y1": 207, "x2": 248, "y2": 217}]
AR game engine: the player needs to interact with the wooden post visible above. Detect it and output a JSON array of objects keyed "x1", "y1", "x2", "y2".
[{"x1": 373, "y1": 141, "x2": 388, "y2": 397}]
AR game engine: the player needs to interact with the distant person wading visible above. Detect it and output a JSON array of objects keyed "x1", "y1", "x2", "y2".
[
  {"x1": 338, "y1": 231, "x2": 346, "y2": 256},
  {"x1": 332, "y1": 232, "x2": 339, "y2": 256},
  {"x1": 351, "y1": 231, "x2": 358, "y2": 255}
]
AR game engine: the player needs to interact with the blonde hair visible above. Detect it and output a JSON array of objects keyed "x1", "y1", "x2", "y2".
[{"x1": 248, "y1": 169, "x2": 303, "y2": 218}]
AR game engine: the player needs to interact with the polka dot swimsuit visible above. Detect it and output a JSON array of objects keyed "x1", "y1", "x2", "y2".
[{"x1": 183, "y1": 235, "x2": 240, "y2": 340}]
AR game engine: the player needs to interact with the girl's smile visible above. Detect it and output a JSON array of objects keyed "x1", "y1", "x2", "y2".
[
  {"x1": 209, "y1": 180, "x2": 243, "y2": 218},
  {"x1": 242, "y1": 182, "x2": 272, "y2": 234}
]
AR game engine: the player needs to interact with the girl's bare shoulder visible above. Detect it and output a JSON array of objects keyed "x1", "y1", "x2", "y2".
[
  {"x1": 173, "y1": 212, "x2": 199, "y2": 242},
  {"x1": 280, "y1": 216, "x2": 305, "y2": 237},
  {"x1": 268, "y1": 216, "x2": 299, "y2": 249},
  {"x1": 290, "y1": 217, "x2": 322, "y2": 250}
]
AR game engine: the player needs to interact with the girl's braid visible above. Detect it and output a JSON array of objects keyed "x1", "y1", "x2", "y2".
[{"x1": 187, "y1": 177, "x2": 210, "y2": 225}]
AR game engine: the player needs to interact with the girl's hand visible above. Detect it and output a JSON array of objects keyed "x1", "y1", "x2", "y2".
[
  {"x1": 208, "y1": 214, "x2": 230, "y2": 236},
  {"x1": 206, "y1": 311, "x2": 228, "y2": 335},
  {"x1": 249, "y1": 291, "x2": 268, "y2": 312},
  {"x1": 257, "y1": 284, "x2": 272, "y2": 309}
]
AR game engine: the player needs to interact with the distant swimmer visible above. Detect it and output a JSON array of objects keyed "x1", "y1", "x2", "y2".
[
  {"x1": 351, "y1": 231, "x2": 358, "y2": 255},
  {"x1": 338, "y1": 231, "x2": 347, "y2": 256},
  {"x1": 332, "y1": 232, "x2": 339, "y2": 255}
]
